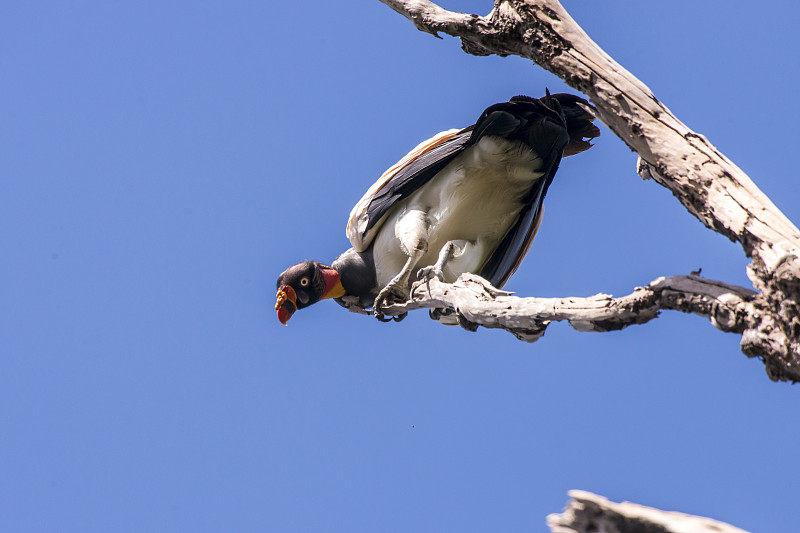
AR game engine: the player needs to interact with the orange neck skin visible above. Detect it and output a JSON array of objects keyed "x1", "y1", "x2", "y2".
[{"x1": 320, "y1": 267, "x2": 345, "y2": 300}]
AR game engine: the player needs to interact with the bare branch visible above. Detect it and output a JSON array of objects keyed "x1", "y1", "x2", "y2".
[
  {"x1": 378, "y1": 0, "x2": 800, "y2": 269},
  {"x1": 378, "y1": 0, "x2": 489, "y2": 37},
  {"x1": 377, "y1": 0, "x2": 800, "y2": 382},
  {"x1": 548, "y1": 491, "x2": 750, "y2": 533},
  {"x1": 376, "y1": 273, "x2": 755, "y2": 342}
]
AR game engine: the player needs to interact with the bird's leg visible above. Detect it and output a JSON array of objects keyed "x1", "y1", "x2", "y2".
[
  {"x1": 417, "y1": 241, "x2": 457, "y2": 283},
  {"x1": 373, "y1": 209, "x2": 429, "y2": 321},
  {"x1": 373, "y1": 249, "x2": 424, "y2": 321},
  {"x1": 416, "y1": 241, "x2": 461, "y2": 325}
]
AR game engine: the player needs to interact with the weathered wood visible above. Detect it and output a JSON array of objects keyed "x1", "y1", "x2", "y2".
[
  {"x1": 376, "y1": 0, "x2": 800, "y2": 382},
  {"x1": 342, "y1": 273, "x2": 755, "y2": 343},
  {"x1": 548, "y1": 491, "x2": 750, "y2": 533}
]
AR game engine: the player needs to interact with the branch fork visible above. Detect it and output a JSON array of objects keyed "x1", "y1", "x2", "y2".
[{"x1": 376, "y1": 0, "x2": 800, "y2": 382}]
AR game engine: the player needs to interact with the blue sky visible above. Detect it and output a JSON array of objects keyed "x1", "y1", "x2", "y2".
[{"x1": 2, "y1": 1, "x2": 799, "y2": 531}]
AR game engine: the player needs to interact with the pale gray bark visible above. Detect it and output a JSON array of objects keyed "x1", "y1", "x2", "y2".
[
  {"x1": 364, "y1": 273, "x2": 755, "y2": 342},
  {"x1": 548, "y1": 491, "x2": 750, "y2": 533},
  {"x1": 374, "y1": 0, "x2": 800, "y2": 383}
]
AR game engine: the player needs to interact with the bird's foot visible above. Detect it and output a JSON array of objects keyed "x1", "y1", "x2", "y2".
[
  {"x1": 429, "y1": 307, "x2": 458, "y2": 325},
  {"x1": 375, "y1": 312, "x2": 407, "y2": 323},
  {"x1": 418, "y1": 242, "x2": 457, "y2": 285},
  {"x1": 416, "y1": 264, "x2": 445, "y2": 283},
  {"x1": 373, "y1": 282, "x2": 410, "y2": 322}
]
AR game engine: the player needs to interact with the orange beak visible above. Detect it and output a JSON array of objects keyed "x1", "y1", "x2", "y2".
[{"x1": 275, "y1": 286, "x2": 297, "y2": 325}]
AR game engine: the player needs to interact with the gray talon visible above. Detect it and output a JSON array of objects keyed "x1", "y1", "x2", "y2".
[
  {"x1": 373, "y1": 282, "x2": 410, "y2": 321},
  {"x1": 417, "y1": 265, "x2": 444, "y2": 283}
]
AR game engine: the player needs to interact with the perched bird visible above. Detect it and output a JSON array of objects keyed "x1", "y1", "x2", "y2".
[{"x1": 276, "y1": 92, "x2": 598, "y2": 325}]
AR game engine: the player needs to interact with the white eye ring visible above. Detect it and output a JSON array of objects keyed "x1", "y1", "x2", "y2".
[{"x1": 300, "y1": 277, "x2": 310, "y2": 287}]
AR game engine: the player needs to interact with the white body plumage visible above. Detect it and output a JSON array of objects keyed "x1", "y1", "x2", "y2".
[{"x1": 370, "y1": 135, "x2": 545, "y2": 288}]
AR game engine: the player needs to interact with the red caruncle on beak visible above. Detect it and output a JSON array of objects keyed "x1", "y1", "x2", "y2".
[{"x1": 275, "y1": 286, "x2": 297, "y2": 325}]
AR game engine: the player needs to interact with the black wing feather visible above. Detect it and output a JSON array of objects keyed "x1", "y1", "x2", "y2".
[
  {"x1": 479, "y1": 93, "x2": 597, "y2": 287},
  {"x1": 362, "y1": 130, "x2": 472, "y2": 237}
]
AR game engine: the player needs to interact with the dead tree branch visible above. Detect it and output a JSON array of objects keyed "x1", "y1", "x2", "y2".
[
  {"x1": 548, "y1": 491, "x2": 750, "y2": 533},
  {"x1": 365, "y1": 273, "x2": 756, "y2": 343},
  {"x1": 376, "y1": 0, "x2": 800, "y2": 382}
]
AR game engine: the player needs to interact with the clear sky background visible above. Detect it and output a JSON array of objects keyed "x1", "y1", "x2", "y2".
[{"x1": 3, "y1": 1, "x2": 799, "y2": 531}]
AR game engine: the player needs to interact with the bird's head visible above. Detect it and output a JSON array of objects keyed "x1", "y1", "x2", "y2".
[{"x1": 275, "y1": 261, "x2": 345, "y2": 325}]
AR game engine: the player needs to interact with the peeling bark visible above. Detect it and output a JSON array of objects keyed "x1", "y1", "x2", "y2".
[
  {"x1": 548, "y1": 491, "x2": 750, "y2": 533},
  {"x1": 375, "y1": 0, "x2": 800, "y2": 382}
]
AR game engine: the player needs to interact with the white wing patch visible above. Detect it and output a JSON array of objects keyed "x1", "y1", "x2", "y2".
[{"x1": 346, "y1": 128, "x2": 462, "y2": 252}]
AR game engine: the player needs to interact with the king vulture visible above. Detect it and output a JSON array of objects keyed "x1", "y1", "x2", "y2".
[{"x1": 276, "y1": 92, "x2": 599, "y2": 324}]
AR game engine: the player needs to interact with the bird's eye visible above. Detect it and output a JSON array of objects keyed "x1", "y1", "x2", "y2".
[{"x1": 300, "y1": 277, "x2": 310, "y2": 287}]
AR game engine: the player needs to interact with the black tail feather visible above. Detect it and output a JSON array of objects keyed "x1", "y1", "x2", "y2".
[{"x1": 543, "y1": 93, "x2": 600, "y2": 156}]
